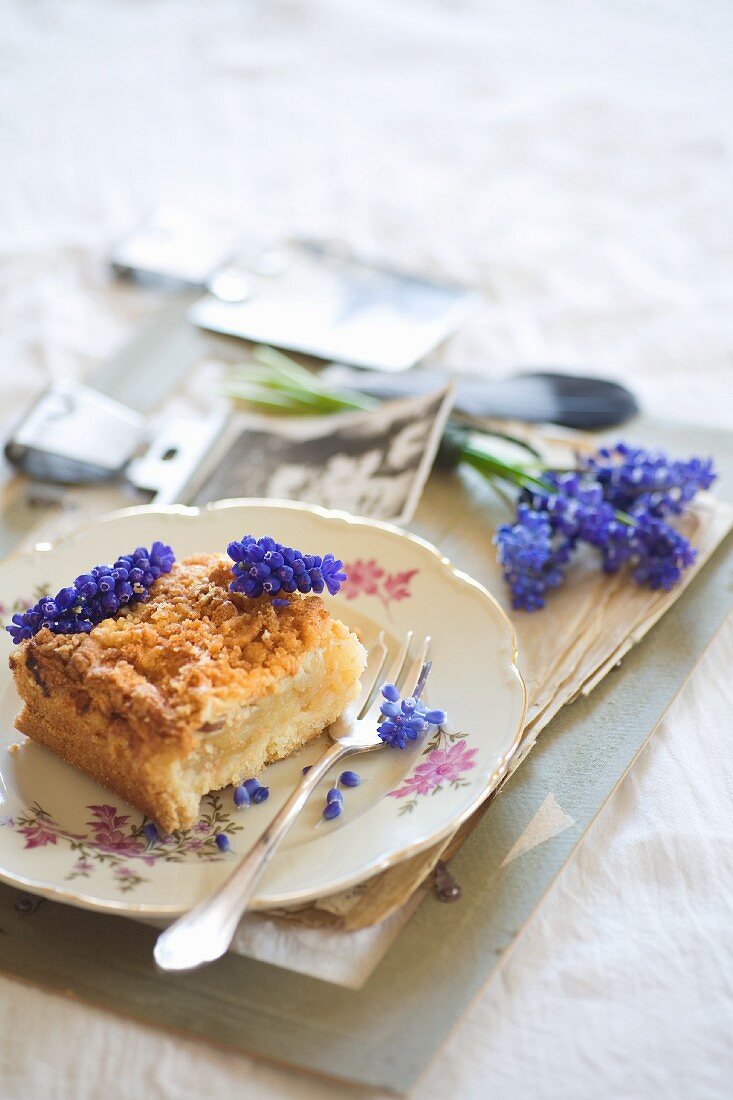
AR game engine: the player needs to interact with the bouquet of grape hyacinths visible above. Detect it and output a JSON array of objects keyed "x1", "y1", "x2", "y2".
[
  {"x1": 482, "y1": 445, "x2": 714, "y2": 610},
  {"x1": 224, "y1": 347, "x2": 716, "y2": 611}
]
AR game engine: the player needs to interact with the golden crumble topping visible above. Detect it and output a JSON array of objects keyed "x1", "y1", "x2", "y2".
[{"x1": 13, "y1": 554, "x2": 338, "y2": 745}]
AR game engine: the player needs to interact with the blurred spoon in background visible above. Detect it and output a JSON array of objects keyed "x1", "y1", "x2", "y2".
[{"x1": 321, "y1": 364, "x2": 639, "y2": 430}]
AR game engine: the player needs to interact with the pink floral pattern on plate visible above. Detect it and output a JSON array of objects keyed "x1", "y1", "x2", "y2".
[
  {"x1": 2, "y1": 794, "x2": 242, "y2": 893},
  {"x1": 341, "y1": 559, "x2": 418, "y2": 611},
  {"x1": 390, "y1": 730, "x2": 477, "y2": 814}
]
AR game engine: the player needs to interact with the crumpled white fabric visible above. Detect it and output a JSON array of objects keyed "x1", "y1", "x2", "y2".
[{"x1": 1, "y1": 0, "x2": 732, "y2": 1097}]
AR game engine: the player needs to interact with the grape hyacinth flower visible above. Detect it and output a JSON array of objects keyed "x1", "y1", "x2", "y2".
[
  {"x1": 377, "y1": 683, "x2": 447, "y2": 750},
  {"x1": 322, "y1": 785, "x2": 344, "y2": 820},
  {"x1": 237, "y1": 777, "x2": 269, "y2": 804},
  {"x1": 321, "y1": 773, "x2": 361, "y2": 821},
  {"x1": 233, "y1": 784, "x2": 250, "y2": 808},
  {"x1": 227, "y1": 535, "x2": 346, "y2": 600},
  {"x1": 493, "y1": 444, "x2": 714, "y2": 611},
  {"x1": 494, "y1": 505, "x2": 570, "y2": 613},
  {"x1": 6, "y1": 541, "x2": 176, "y2": 644},
  {"x1": 628, "y1": 514, "x2": 698, "y2": 590},
  {"x1": 582, "y1": 444, "x2": 716, "y2": 518}
]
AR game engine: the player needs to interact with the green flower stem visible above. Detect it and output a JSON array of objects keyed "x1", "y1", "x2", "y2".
[
  {"x1": 224, "y1": 374, "x2": 372, "y2": 413},
  {"x1": 221, "y1": 380, "x2": 313, "y2": 413},
  {"x1": 252, "y1": 345, "x2": 375, "y2": 411},
  {"x1": 460, "y1": 442, "x2": 550, "y2": 493},
  {"x1": 462, "y1": 441, "x2": 635, "y2": 527},
  {"x1": 223, "y1": 376, "x2": 336, "y2": 412}
]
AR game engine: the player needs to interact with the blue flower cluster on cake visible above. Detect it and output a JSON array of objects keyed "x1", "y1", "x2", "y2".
[
  {"x1": 227, "y1": 535, "x2": 346, "y2": 598},
  {"x1": 5, "y1": 531, "x2": 349, "y2": 644},
  {"x1": 6, "y1": 542, "x2": 175, "y2": 643}
]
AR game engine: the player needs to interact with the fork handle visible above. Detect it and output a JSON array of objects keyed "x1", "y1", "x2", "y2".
[{"x1": 154, "y1": 741, "x2": 350, "y2": 971}]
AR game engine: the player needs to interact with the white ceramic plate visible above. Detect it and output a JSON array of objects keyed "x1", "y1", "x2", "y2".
[{"x1": 0, "y1": 500, "x2": 525, "y2": 916}]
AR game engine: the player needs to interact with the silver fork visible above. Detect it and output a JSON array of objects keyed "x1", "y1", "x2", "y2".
[{"x1": 154, "y1": 630, "x2": 431, "y2": 972}]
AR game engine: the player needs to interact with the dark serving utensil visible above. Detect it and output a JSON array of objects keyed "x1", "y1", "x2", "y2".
[{"x1": 321, "y1": 366, "x2": 639, "y2": 430}]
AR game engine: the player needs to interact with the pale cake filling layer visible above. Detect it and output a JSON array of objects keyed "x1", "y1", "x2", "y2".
[{"x1": 165, "y1": 631, "x2": 364, "y2": 827}]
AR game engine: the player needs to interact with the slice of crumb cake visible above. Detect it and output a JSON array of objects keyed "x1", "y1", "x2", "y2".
[{"x1": 10, "y1": 554, "x2": 366, "y2": 832}]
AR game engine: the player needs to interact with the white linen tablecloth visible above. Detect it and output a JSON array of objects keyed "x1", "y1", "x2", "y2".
[{"x1": 1, "y1": 1, "x2": 732, "y2": 1096}]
